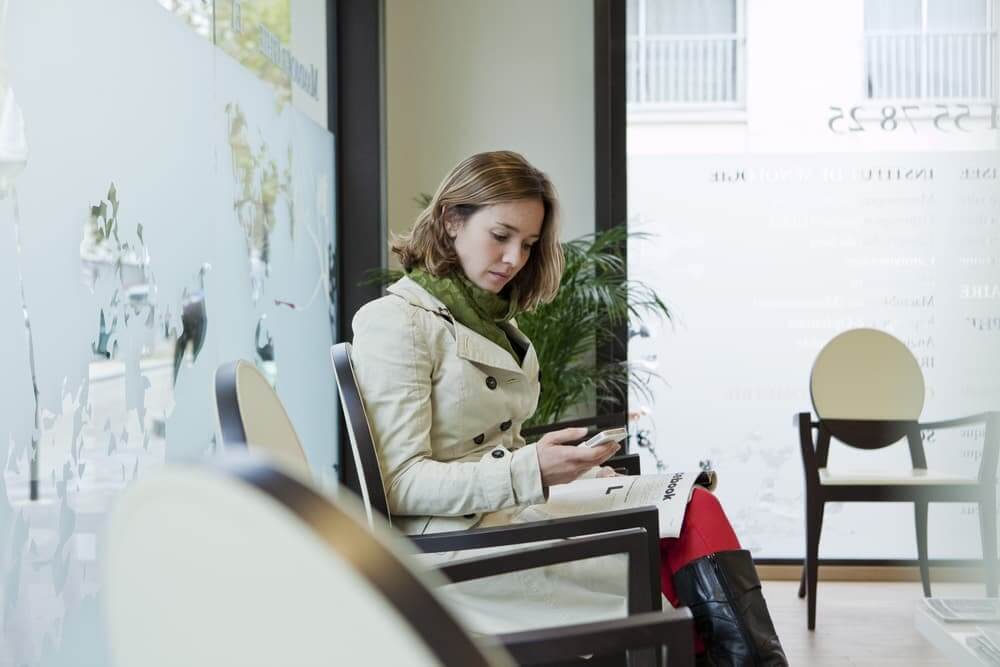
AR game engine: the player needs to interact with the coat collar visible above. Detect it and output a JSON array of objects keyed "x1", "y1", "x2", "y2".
[
  {"x1": 388, "y1": 276, "x2": 532, "y2": 374},
  {"x1": 386, "y1": 274, "x2": 446, "y2": 312}
]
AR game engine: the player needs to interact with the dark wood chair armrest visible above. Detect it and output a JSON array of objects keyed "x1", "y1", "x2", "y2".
[
  {"x1": 409, "y1": 506, "x2": 659, "y2": 552},
  {"x1": 410, "y1": 506, "x2": 662, "y2": 612},
  {"x1": 436, "y1": 528, "x2": 657, "y2": 615},
  {"x1": 606, "y1": 453, "x2": 641, "y2": 476},
  {"x1": 918, "y1": 411, "x2": 999, "y2": 431},
  {"x1": 919, "y1": 412, "x2": 1000, "y2": 485},
  {"x1": 522, "y1": 412, "x2": 627, "y2": 439},
  {"x1": 493, "y1": 608, "x2": 694, "y2": 666},
  {"x1": 793, "y1": 412, "x2": 818, "y2": 428}
]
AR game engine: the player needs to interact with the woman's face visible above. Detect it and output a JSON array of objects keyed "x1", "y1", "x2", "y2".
[{"x1": 447, "y1": 198, "x2": 544, "y2": 293}]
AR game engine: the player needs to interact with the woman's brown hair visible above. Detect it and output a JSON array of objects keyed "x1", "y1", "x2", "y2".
[{"x1": 391, "y1": 150, "x2": 564, "y2": 310}]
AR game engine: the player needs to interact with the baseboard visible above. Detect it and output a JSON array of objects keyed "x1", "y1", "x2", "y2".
[{"x1": 758, "y1": 562, "x2": 989, "y2": 583}]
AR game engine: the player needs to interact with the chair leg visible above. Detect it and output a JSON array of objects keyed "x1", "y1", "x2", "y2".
[
  {"x1": 915, "y1": 501, "x2": 931, "y2": 597},
  {"x1": 797, "y1": 566, "x2": 806, "y2": 599},
  {"x1": 980, "y1": 492, "x2": 998, "y2": 598},
  {"x1": 805, "y1": 499, "x2": 824, "y2": 631}
]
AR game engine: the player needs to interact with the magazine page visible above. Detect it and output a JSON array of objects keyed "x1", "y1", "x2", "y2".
[
  {"x1": 546, "y1": 471, "x2": 716, "y2": 538},
  {"x1": 924, "y1": 598, "x2": 1000, "y2": 623}
]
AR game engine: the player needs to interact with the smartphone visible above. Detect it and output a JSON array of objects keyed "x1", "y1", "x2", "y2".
[{"x1": 578, "y1": 427, "x2": 628, "y2": 448}]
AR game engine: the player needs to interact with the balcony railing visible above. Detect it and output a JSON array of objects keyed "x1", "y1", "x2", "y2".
[
  {"x1": 865, "y1": 30, "x2": 997, "y2": 100},
  {"x1": 627, "y1": 34, "x2": 743, "y2": 109}
]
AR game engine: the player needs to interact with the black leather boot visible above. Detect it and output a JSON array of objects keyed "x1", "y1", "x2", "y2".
[
  {"x1": 695, "y1": 652, "x2": 715, "y2": 667},
  {"x1": 673, "y1": 549, "x2": 788, "y2": 667}
]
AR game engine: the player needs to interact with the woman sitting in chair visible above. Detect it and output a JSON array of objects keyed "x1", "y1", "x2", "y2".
[{"x1": 351, "y1": 150, "x2": 787, "y2": 666}]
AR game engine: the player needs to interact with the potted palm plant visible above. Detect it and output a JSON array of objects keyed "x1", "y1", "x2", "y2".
[{"x1": 516, "y1": 224, "x2": 669, "y2": 428}]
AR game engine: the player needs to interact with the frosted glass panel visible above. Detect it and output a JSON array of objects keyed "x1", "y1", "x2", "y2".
[
  {"x1": 0, "y1": 1, "x2": 337, "y2": 664},
  {"x1": 628, "y1": 153, "x2": 1000, "y2": 559}
]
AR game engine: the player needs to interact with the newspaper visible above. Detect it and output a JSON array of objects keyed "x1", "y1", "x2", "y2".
[
  {"x1": 968, "y1": 627, "x2": 1000, "y2": 665},
  {"x1": 924, "y1": 597, "x2": 1000, "y2": 623},
  {"x1": 545, "y1": 471, "x2": 718, "y2": 538}
]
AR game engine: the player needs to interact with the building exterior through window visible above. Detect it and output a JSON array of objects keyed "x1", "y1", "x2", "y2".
[
  {"x1": 864, "y1": 0, "x2": 996, "y2": 100},
  {"x1": 626, "y1": 0, "x2": 746, "y2": 110}
]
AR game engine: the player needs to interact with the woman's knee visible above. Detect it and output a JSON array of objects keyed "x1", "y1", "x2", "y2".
[
  {"x1": 688, "y1": 487, "x2": 741, "y2": 549},
  {"x1": 687, "y1": 487, "x2": 724, "y2": 519}
]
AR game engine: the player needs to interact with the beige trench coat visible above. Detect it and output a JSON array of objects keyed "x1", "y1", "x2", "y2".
[{"x1": 351, "y1": 276, "x2": 638, "y2": 634}]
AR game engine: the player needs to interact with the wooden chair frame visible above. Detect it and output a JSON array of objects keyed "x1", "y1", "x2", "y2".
[
  {"x1": 216, "y1": 354, "x2": 693, "y2": 665},
  {"x1": 797, "y1": 411, "x2": 1000, "y2": 630},
  {"x1": 113, "y1": 455, "x2": 693, "y2": 667},
  {"x1": 329, "y1": 342, "x2": 655, "y2": 572}
]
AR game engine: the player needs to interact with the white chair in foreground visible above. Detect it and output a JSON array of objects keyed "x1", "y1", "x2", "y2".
[
  {"x1": 106, "y1": 455, "x2": 694, "y2": 666},
  {"x1": 218, "y1": 352, "x2": 682, "y2": 665}
]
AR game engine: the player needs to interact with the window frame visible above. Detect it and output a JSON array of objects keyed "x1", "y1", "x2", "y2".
[
  {"x1": 863, "y1": 0, "x2": 998, "y2": 103},
  {"x1": 626, "y1": 0, "x2": 747, "y2": 115}
]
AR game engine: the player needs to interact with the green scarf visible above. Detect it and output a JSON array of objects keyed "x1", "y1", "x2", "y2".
[{"x1": 409, "y1": 269, "x2": 522, "y2": 364}]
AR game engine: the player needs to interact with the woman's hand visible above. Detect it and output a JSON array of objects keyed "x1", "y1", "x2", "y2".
[{"x1": 535, "y1": 427, "x2": 621, "y2": 487}]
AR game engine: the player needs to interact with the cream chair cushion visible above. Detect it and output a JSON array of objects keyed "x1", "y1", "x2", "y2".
[
  {"x1": 233, "y1": 360, "x2": 312, "y2": 480},
  {"x1": 811, "y1": 328, "x2": 924, "y2": 421},
  {"x1": 106, "y1": 459, "x2": 508, "y2": 667},
  {"x1": 818, "y1": 468, "x2": 978, "y2": 486}
]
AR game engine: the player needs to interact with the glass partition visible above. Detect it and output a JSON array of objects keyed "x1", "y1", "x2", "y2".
[
  {"x1": 0, "y1": 1, "x2": 337, "y2": 663},
  {"x1": 628, "y1": 0, "x2": 999, "y2": 559}
]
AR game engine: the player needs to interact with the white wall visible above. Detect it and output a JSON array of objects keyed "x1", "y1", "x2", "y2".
[{"x1": 385, "y1": 0, "x2": 595, "y2": 251}]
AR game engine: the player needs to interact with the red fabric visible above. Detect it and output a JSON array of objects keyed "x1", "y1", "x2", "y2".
[{"x1": 659, "y1": 487, "x2": 742, "y2": 654}]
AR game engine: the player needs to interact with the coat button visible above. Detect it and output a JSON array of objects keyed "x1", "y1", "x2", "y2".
[
  {"x1": 500, "y1": 420, "x2": 512, "y2": 431},
  {"x1": 474, "y1": 434, "x2": 485, "y2": 445},
  {"x1": 485, "y1": 376, "x2": 497, "y2": 390},
  {"x1": 491, "y1": 449, "x2": 505, "y2": 459}
]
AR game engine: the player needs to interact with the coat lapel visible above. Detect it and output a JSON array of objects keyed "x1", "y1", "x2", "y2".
[
  {"x1": 453, "y1": 323, "x2": 524, "y2": 374},
  {"x1": 388, "y1": 276, "x2": 532, "y2": 375},
  {"x1": 500, "y1": 320, "x2": 539, "y2": 377}
]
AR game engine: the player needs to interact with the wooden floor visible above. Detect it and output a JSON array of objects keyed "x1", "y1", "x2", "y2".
[{"x1": 761, "y1": 579, "x2": 982, "y2": 666}]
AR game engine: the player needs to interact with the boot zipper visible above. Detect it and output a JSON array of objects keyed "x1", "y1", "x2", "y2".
[{"x1": 709, "y1": 553, "x2": 761, "y2": 665}]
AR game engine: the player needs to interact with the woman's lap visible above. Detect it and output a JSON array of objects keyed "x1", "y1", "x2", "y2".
[{"x1": 436, "y1": 485, "x2": 740, "y2": 634}]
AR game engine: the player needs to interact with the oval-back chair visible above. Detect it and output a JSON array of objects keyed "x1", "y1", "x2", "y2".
[
  {"x1": 214, "y1": 359, "x2": 312, "y2": 481},
  {"x1": 798, "y1": 328, "x2": 999, "y2": 630}
]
